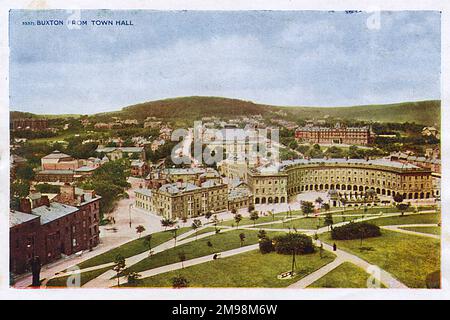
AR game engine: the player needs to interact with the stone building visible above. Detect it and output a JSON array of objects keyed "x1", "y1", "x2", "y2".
[
  {"x1": 295, "y1": 123, "x2": 374, "y2": 145},
  {"x1": 135, "y1": 180, "x2": 228, "y2": 219},
  {"x1": 248, "y1": 158, "x2": 434, "y2": 205}
]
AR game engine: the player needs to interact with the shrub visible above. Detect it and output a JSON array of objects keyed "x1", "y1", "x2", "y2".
[
  {"x1": 331, "y1": 222, "x2": 381, "y2": 240},
  {"x1": 272, "y1": 233, "x2": 314, "y2": 255},
  {"x1": 259, "y1": 238, "x2": 274, "y2": 254}
]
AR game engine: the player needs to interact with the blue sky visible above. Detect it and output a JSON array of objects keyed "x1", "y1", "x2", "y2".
[{"x1": 9, "y1": 10, "x2": 440, "y2": 114}]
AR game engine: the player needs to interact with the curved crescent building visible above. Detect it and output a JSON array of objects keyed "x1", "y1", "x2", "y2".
[{"x1": 247, "y1": 158, "x2": 433, "y2": 204}]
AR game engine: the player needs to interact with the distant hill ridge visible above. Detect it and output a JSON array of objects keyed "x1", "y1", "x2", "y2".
[{"x1": 11, "y1": 96, "x2": 441, "y2": 126}]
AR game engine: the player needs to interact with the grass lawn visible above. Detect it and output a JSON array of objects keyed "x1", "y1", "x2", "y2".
[
  {"x1": 46, "y1": 266, "x2": 111, "y2": 288},
  {"x1": 124, "y1": 249, "x2": 336, "y2": 288},
  {"x1": 182, "y1": 227, "x2": 219, "y2": 240},
  {"x1": 75, "y1": 227, "x2": 191, "y2": 270},
  {"x1": 126, "y1": 229, "x2": 287, "y2": 274},
  {"x1": 218, "y1": 211, "x2": 304, "y2": 227},
  {"x1": 320, "y1": 230, "x2": 440, "y2": 288},
  {"x1": 369, "y1": 213, "x2": 440, "y2": 226},
  {"x1": 261, "y1": 216, "x2": 348, "y2": 230},
  {"x1": 400, "y1": 226, "x2": 440, "y2": 235},
  {"x1": 308, "y1": 262, "x2": 385, "y2": 288}
]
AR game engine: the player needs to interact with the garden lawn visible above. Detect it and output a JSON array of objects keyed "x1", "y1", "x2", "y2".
[
  {"x1": 308, "y1": 262, "x2": 385, "y2": 288},
  {"x1": 182, "y1": 227, "x2": 219, "y2": 240},
  {"x1": 369, "y1": 213, "x2": 440, "y2": 226},
  {"x1": 400, "y1": 226, "x2": 440, "y2": 235},
  {"x1": 75, "y1": 227, "x2": 191, "y2": 270},
  {"x1": 261, "y1": 216, "x2": 348, "y2": 230},
  {"x1": 46, "y1": 266, "x2": 111, "y2": 287},
  {"x1": 320, "y1": 229, "x2": 440, "y2": 288},
  {"x1": 126, "y1": 229, "x2": 287, "y2": 274},
  {"x1": 218, "y1": 211, "x2": 303, "y2": 227},
  {"x1": 124, "y1": 249, "x2": 336, "y2": 288}
]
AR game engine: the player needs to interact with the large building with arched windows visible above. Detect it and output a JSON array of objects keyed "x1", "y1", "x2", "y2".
[{"x1": 247, "y1": 158, "x2": 434, "y2": 204}]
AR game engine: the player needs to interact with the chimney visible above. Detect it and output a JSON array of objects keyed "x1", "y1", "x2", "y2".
[
  {"x1": 41, "y1": 195, "x2": 50, "y2": 207},
  {"x1": 19, "y1": 198, "x2": 32, "y2": 214},
  {"x1": 60, "y1": 183, "x2": 75, "y2": 201}
]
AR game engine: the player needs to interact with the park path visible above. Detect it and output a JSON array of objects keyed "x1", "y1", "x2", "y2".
[
  {"x1": 381, "y1": 224, "x2": 440, "y2": 239},
  {"x1": 111, "y1": 244, "x2": 260, "y2": 287},
  {"x1": 48, "y1": 209, "x2": 435, "y2": 288},
  {"x1": 288, "y1": 241, "x2": 408, "y2": 289},
  {"x1": 81, "y1": 226, "x2": 237, "y2": 288}
]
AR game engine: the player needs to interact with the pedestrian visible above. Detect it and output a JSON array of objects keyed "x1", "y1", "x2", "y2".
[{"x1": 333, "y1": 242, "x2": 337, "y2": 251}]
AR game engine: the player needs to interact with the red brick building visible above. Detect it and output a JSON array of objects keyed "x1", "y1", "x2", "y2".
[
  {"x1": 295, "y1": 123, "x2": 374, "y2": 146},
  {"x1": 10, "y1": 188, "x2": 101, "y2": 276}
]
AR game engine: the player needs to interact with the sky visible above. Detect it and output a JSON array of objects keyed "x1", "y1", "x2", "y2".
[{"x1": 9, "y1": 10, "x2": 441, "y2": 114}]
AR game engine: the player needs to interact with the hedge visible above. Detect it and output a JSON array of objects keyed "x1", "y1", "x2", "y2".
[{"x1": 331, "y1": 222, "x2": 381, "y2": 240}]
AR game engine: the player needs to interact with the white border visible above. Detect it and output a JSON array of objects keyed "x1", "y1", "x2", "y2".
[{"x1": 0, "y1": 0, "x2": 448, "y2": 300}]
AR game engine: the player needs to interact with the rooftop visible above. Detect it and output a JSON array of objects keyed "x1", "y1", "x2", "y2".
[
  {"x1": 254, "y1": 158, "x2": 423, "y2": 174},
  {"x1": 31, "y1": 202, "x2": 79, "y2": 225},
  {"x1": 135, "y1": 188, "x2": 153, "y2": 197},
  {"x1": 10, "y1": 210, "x2": 39, "y2": 228},
  {"x1": 42, "y1": 150, "x2": 72, "y2": 159}
]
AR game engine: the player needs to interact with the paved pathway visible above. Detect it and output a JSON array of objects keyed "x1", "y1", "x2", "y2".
[
  {"x1": 381, "y1": 224, "x2": 440, "y2": 239},
  {"x1": 46, "y1": 209, "x2": 435, "y2": 288},
  {"x1": 288, "y1": 241, "x2": 408, "y2": 289}
]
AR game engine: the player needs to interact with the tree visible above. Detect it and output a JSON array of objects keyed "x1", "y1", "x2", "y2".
[
  {"x1": 315, "y1": 197, "x2": 324, "y2": 207},
  {"x1": 126, "y1": 271, "x2": 142, "y2": 286},
  {"x1": 212, "y1": 214, "x2": 219, "y2": 233},
  {"x1": 144, "y1": 234, "x2": 152, "y2": 256},
  {"x1": 393, "y1": 193, "x2": 404, "y2": 204},
  {"x1": 161, "y1": 218, "x2": 175, "y2": 231},
  {"x1": 191, "y1": 219, "x2": 202, "y2": 240},
  {"x1": 113, "y1": 254, "x2": 126, "y2": 287},
  {"x1": 257, "y1": 229, "x2": 267, "y2": 240},
  {"x1": 231, "y1": 208, "x2": 237, "y2": 215},
  {"x1": 135, "y1": 225, "x2": 145, "y2": 238},
  {"x1": 15, "y1": 164, "x2": 35, "y2": 181},
  {"x1": 301, "y1": 201, "x2": 314, "y2": 217},
  {"x1": 249, "y1": 211, "x2": 259, "y2": 226},
  {"x1": 324, "y1": 212, "x2": 334, "y2": 229},
  {"x1": 397, "y1": 203, "x2": 410, "y2": 216},
  {"x1": 234, "y1": 214, "x2": 242, "y2": 229},
  {"x1": 273, "y1": 233, "x2": 314, "y2": 275},
  {"x1": 248, "y1": 204, "x2": 255, "y2": 213},
  {"x1": 239, "y1": 233, "x2": 246, "y2": 247},
  {"x1": 172, "y1": 276, "x2": 189, "y2": 289},
  {"x1": 178, "y1": 251, "x2": 186, "y2": 269},
  {"x1": 204, "y1": 211, "x2": 213, "y2": 221},
  {"x1": 321, "y1": 203, "x2": 330, "y2": 212}
]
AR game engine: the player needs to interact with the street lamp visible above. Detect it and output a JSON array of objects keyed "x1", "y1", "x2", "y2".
[{"x1": 128, "y1": 203, "x2": 133, "y2": 228}]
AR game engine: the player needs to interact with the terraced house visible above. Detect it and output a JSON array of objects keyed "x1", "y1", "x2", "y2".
[{"x1": 248, "y1": 158, "x2": 433, "y2": 205}]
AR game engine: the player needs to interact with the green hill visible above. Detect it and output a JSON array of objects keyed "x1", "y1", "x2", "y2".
[
  {"x1": 282, "y1": 100, "x2": 441, "y2": 126},
  {"x1": 11, "y1": 97, "x2": 441, "y2": 126}
]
